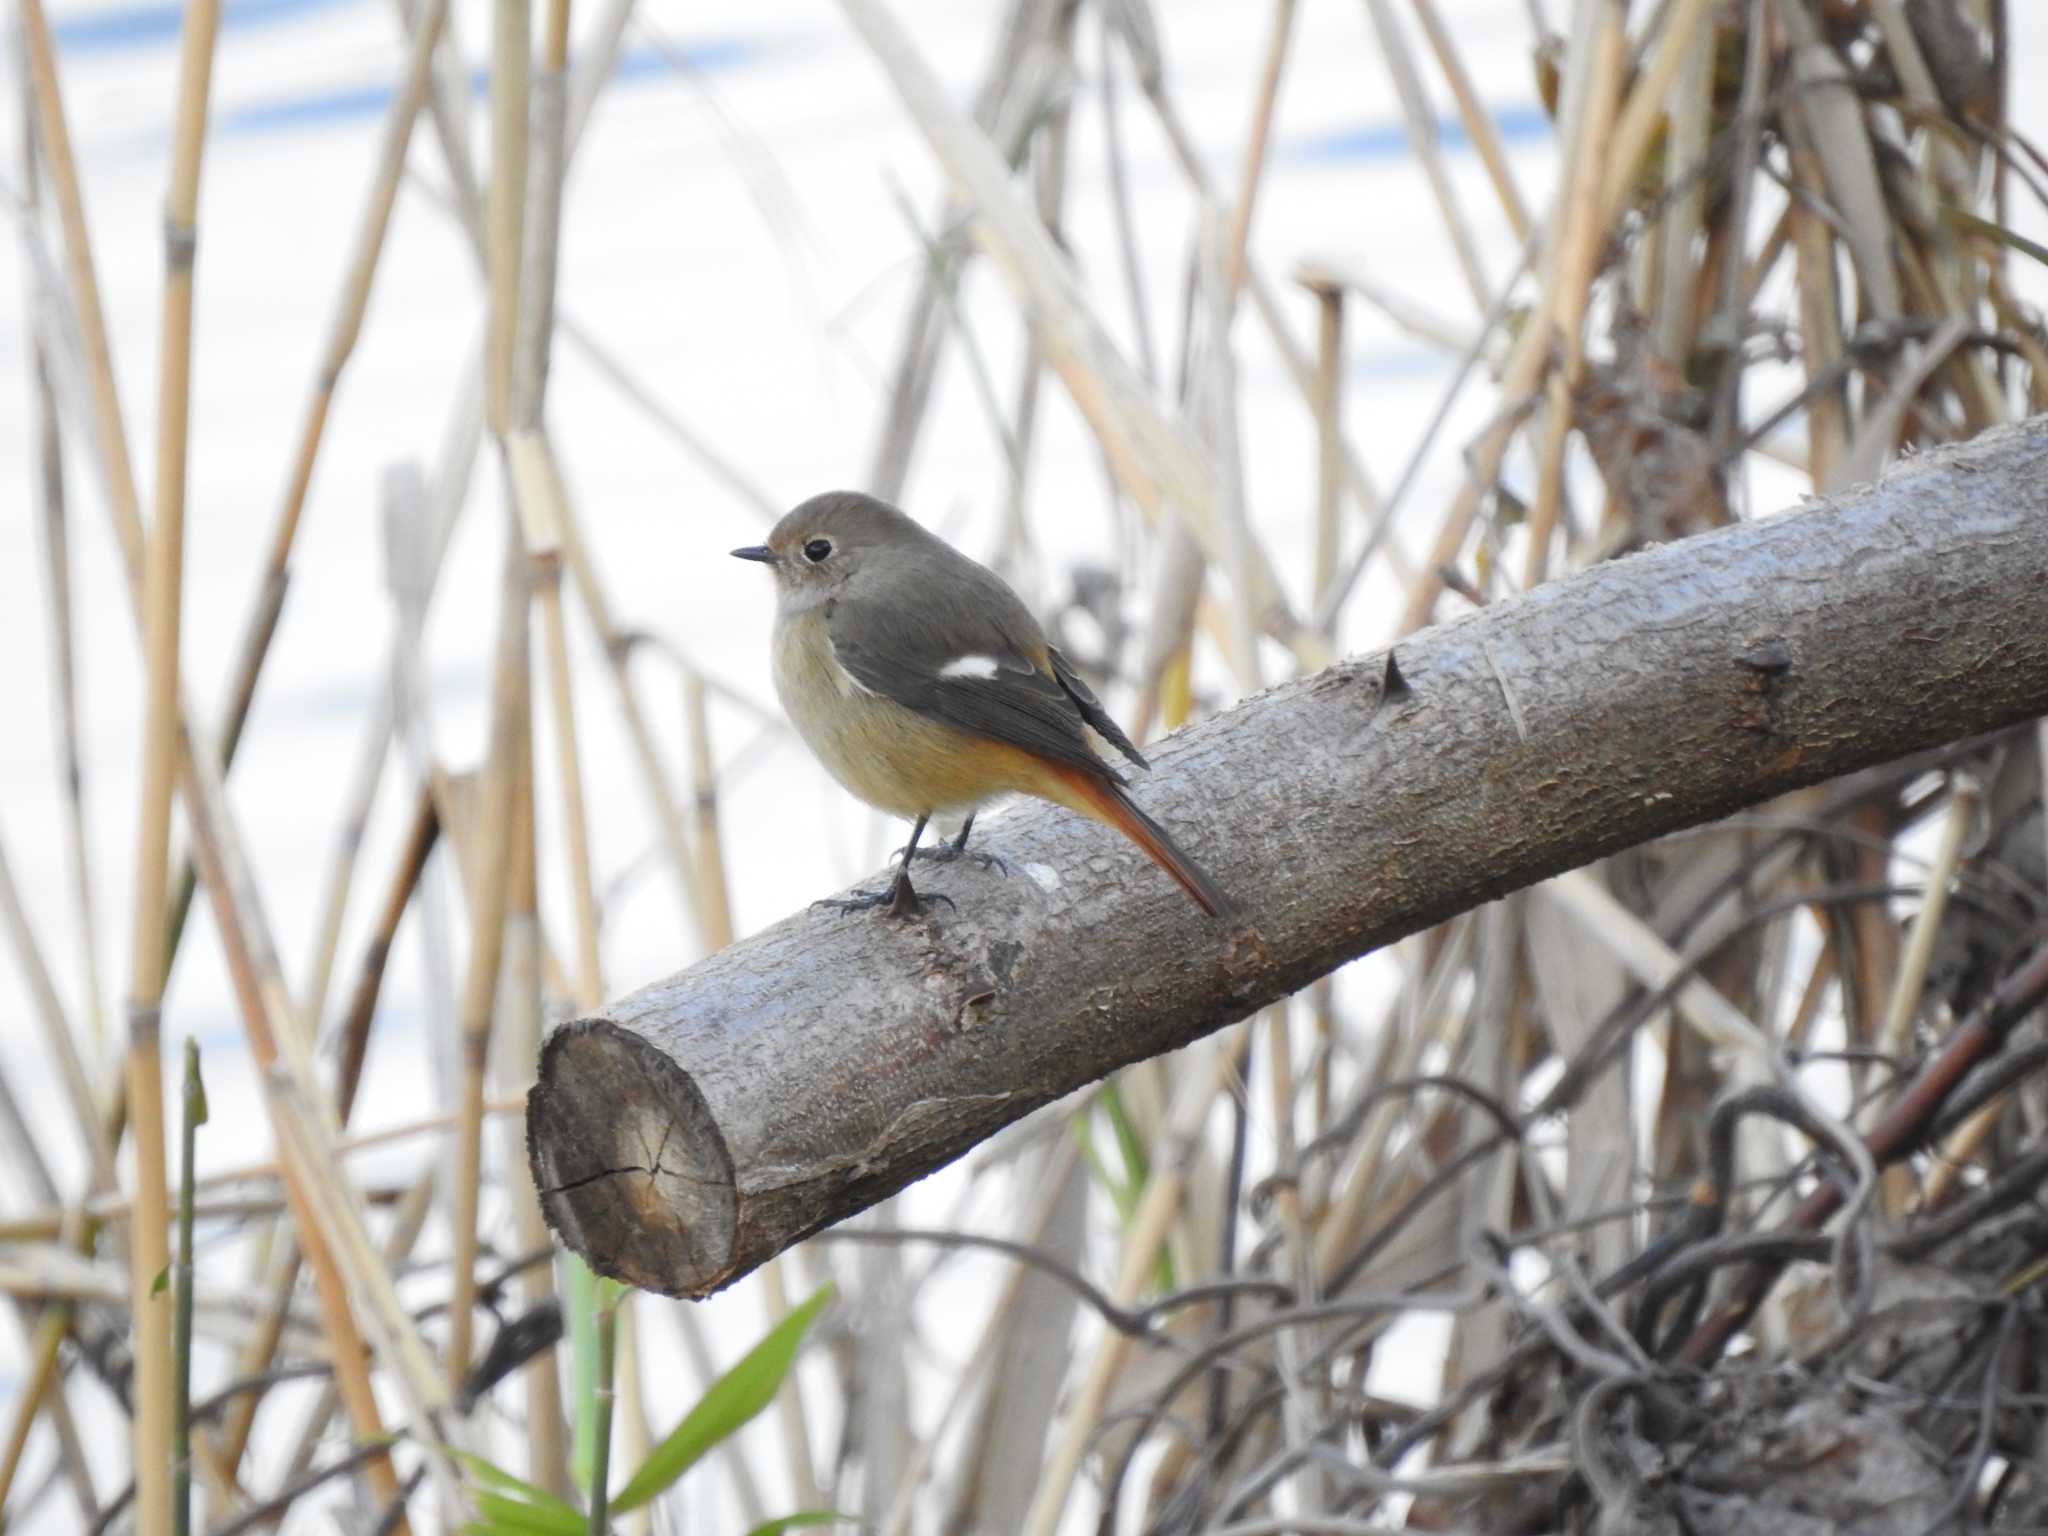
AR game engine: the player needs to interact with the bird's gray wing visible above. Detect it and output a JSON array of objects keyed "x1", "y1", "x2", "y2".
[
  {"x1": 826, "y1": 581, "x2": 1134, "y2": 783},
  {"x1": 1048, "y1": 646, "x2": 1147, "y2": 770}
]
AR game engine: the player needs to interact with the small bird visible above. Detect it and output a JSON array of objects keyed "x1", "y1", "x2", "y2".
[{"x1": 734, "y1": 491, "x2": 1232, "y2": 919}]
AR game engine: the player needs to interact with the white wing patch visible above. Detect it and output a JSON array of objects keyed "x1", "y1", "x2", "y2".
[{"x1": 938, "y1": 654, "x2": 1003, "y2": 681}]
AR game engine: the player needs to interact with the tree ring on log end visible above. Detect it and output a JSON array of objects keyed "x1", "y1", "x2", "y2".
[{"x1": 526, "y1": 1019, "x2": 736, "y2": 1296}]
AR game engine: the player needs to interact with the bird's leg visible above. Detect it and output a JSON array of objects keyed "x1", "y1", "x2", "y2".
[
  {"x1": 815, "y1": 814, "x2": 955, "y2": 919},
  {"x1": 899, "y1": 813, "x2": 1009, "y2": 875}
]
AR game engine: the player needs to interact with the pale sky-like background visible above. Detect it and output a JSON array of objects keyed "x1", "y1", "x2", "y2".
[{"x1": 3, "y1": 0, "x2": 2047, "y2": 1526}]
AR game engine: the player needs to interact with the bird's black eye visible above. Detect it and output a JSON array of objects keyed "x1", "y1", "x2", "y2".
[{"x1": 803, "y1": 538, "x2": 833, "y2": 563}]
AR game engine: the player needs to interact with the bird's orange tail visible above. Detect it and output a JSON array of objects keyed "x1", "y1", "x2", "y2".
[{"x1": 1040, "y1": 763, "x2": 1235, "y2": 919}]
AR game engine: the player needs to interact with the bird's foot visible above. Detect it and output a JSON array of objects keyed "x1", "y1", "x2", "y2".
[
  {"x1": 812, "y1": 871, "x2": 955, "y2": 920},
  {"x1": 900, "y1": 842, "x2": 1010, "y2": 876}
]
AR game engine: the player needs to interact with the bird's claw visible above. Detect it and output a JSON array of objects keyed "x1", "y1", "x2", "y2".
[
  {"x1": 899, "y1": 842, "x2": 1010, "y2": 876},
  {"x1": 812, "y1": 876, "x2": 956, "y2": 920}
]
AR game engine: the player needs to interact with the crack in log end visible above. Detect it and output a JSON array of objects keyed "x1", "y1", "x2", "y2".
[{"x1": 526, "y1": 1019, "x2": 738, "y2": 1297}]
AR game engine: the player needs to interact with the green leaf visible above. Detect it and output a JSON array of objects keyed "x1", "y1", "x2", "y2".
[
  {"x1": 151, "y1": 1266, "x2": 169, "y2": 1298},
  {"x1": 611, "y1": 1283, "x2": 834, "y2": 1513},
  {"x1": 445, "y1": 1446, "x2": 582, "y2": 1533},
  {"x1": 746, "y1": 1513, "x2": 852, "y2": 1535},
  {"x1": 466, "y1": 1489, "x2": 584, "y2": 1536}
]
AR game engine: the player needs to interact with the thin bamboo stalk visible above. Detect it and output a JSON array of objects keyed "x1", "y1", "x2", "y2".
[
  {"x1": 1362, "y1": 0, "x2": 1493, "y2": 314},
  {"x1": 538, "y1": 433, "x2": 709, "y2": 946},
  {"x1": 486, "y1": 0, "x2": 531, "y2": 434},
  {"x1": 125, "y1": 1, "x2": 224, "y2": 1525},
  {"x1": 275, "y1": 1172, "x2": 437, "y2": 1489},
  {"x1": 1224, "y1": 0, "x2": 1299, "y2": 296},
  {"x1": 18, "y1": 80, "x2": 108, "y2": 1061},
  {"x1": 1139, "y1": 84, "x2": 1404, "y2": 591},
  {"x1": 447, "y1": 513, "x2": 533, "y2": 1393},
  {"x1": 836, "y1": 0, "x2": 1309, "y2": 657},
  {"x1": 677, "y1": 673, "x2": 818, "y2": 1508},
  {"x1": 1021, "y1": 1029, "x2": 1250, "y2": 1536},
  {"x1": 1874, "y1": 777, "x2": 1978, "y2": 1210},
  {"x1": 538, "y1": 551, "x2": 603, "y2": 1009},
  {"x1": 16, "y1": 0, "x2": 145, "y2": 579},
  {"x1": 498, "y1": 720, "x2": 567, "y2": 1491},
  {"x1": 23, "y1": 2, "x2": 450, "y2": 1507},
  {"x1": 199, "y1": 0, "x2": 451, "y2": 867},
  {"x1": 1407, "y1": 0, "x2": 1533, "y2": 238},
  {"x1": 1096, "y1": 13, "x2": 1159, "y2": 384},
  {"x1": 222, "y1": 784, "x2": 441, "y2": 1468},
  {"x1": 1594, "y1": 0, "x2": 1718, "y2": 231},
  {"x1": 1306, "y1": 277, "x2": 1344, "y2": 621},
  {"x1": 0, "y1": 828, "x2": 116, "y2": 1189},
  {"x1": 512, "y1": 0, "x2": 570, "y2": 430}
]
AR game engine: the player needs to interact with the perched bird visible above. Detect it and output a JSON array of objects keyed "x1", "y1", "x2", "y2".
[{"x1": 733, "y1": 491, "x2": 1232, "y2": 919}]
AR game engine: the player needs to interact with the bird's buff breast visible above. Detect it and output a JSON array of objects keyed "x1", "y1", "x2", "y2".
[{"x1": 772, "y1": 607, "x2": 1048, "y2": 817}]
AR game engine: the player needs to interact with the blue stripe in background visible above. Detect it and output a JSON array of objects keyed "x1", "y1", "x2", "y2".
[
  {"x1": 55, "y1": 0, "x2": 355, "y2": 52},
  {"x1": 217, "y1": 37, "x2": 764, "y2": 134},
  {"x1": 1291, "y1": 101, "x2": 1552, "y2": 161}
]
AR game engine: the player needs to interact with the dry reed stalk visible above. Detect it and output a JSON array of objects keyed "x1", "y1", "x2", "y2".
[
  {"x1": 556, "y1": 315, "x2": 780, "y2": 520},
  {"x1": 837, "y1": 0, "x2": 1309, "y2": 658},
  {"x1": 447, "y1": 515, "x2": 533, "y2": 1394},
  {"x1": 864, "y1": 0, "x2": 1056, "y2": 502},
  {"x1": 176, "y1": 775, "x2": 419, "y2": 1522},
  {"x1": 1259, "y1": 1000, "x2": 1324, "y2": 1516},
  {"x1": 1392, "y1": 259, "x2": 1549, "y2": 632},
  {"x1": 511, "y1": 0, "x2": 570, "y2": 430},
  {"x1": 297, "y1": 690, "x2": 400, "y2": 1032},
  {"x1": 1198, "y1": 214, "x2": 1262, "y2": 692},
  {"x1": 18, "y1": 86, "x2": 108, "y2": 1061},
  {"x1": 1311, "y1": 922, "x2": 1473, "y2": 1286},
  {"x1": 1872, "y1": 777, "x2": 1978, "y2": 1210},
  {"x1": 275, "y1": 1172, "x2": 436, "y2": 1488},
  {"x1": 1407, "y1": 0, "x2": 1532, "y2": 237},
  {"x1": 109, "y1": 0, "x2": 448, "y2": 989},
  {"x1": 16, "y1": 0, "x2": 144, "y2": 577},
  {"x1": 676, "y1": 666, "x2": 821, "y2": 1508},
  {"x1": 1655, "y1": 13, "x2": 1713, "y2": 359},
  {"x1": 0, "y1": 1286, "x2": 75, "y2": 1512},
  {"x1": 537, "y1": 544, "x2": 604, "y2": 1010},
  {"x1": 1139, "y1": 82, "x2": 1401, "y2": 597},
  {"x1": 485, "y1": 0, "x2": 531, "y2": 434},
  {"x1": 1096, "y1": 12, "x2": 1158, "y2": 383},
  {"x1": 1362, "y1": 0, "x2": 1493, "y2": 314},
  {"x1": 1595, "y1": 0, "x2": 1717, "y2": 231},
  {"x1": 297, "y1": 411, "x2": 480, "y2": 1033},
  {"x1": 540, "y1": 431, "x2": 711, "y2": 945},
  {"x1": 1520, "y1": 0, "x2": 1623, "y2": 588},
  {"x1": 1306, "y1": 278, "x2": 1343, "y2": 620},
  {"x1": 220, "y1": 784, "x2": 442, "y2": 1468},
  {"x1": 1223, "y1": 0, "x2": 1298, "y2": 295},
  {"x1": 875, "y1": 1138, "x2": 1082, "y2": 1536},
  {"x1": 123, "y1": 0, "x2": 223, "y2": 1525},
  {"x1": 204, "y1": 0, "x2": 450, "y2": 816},
  {"x1": 0, "y1": 831, "x2": 115, "y2": 1188},
  {"x1": 499, "y1": 730, "x2": 569, "y2": 1492},
  {"x1": 1021, "y1": 1028, "x2": 1251, "y2": 1536},
  {"x1": 989, "y1": 1, "x2": 1078, "y2": 588},
  {"x1": 1304, "y1": 229, "x2": 1539, "y2": 633}
]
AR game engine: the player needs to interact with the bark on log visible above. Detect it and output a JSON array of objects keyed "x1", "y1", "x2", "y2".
[{"x1": 529, "y1": 417, "x2": 2048, "y2": 1298}]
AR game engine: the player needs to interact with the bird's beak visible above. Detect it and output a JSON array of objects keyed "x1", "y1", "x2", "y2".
[{"x1": 730, "y1": 545, "x2": 776, "y2": 564}]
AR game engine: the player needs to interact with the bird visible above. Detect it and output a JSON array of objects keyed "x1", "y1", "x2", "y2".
[{"x1": 733, "y1": 491, "x2": 1233, "y2": 920}]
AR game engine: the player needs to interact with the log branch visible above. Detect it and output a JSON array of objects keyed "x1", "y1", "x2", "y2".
[{"x1": 529, "y1": 417, "x2": 2048, "y2": 1297}]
